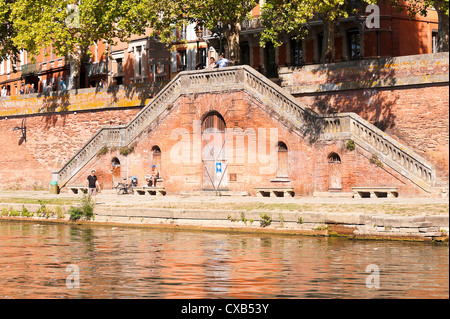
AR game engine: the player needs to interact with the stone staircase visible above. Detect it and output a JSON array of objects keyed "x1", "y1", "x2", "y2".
[{"x1": 53, "y1": 65, "x2": 437, "y2": 194}]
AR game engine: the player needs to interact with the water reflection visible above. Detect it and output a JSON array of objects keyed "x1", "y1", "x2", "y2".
[{"x1": 0, "y1": 220, "x2": 448, "y2": 298}]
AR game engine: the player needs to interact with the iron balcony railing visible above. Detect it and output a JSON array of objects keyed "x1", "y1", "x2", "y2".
[
  {"x1": 21, "y1": 63, "x2": 42, "y2": 75},
  {"x1": 86, "y1": 61, "x2": 107, "y2": 77}
]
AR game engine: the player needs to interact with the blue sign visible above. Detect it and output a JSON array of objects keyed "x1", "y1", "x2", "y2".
[{"x1": 216, "y1": 162, "x2": 222, "y2": 174}]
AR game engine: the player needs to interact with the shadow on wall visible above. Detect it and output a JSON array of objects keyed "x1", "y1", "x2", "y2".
[
  {"x1": 103, "y1": 56, "x2": 167, "y2": 108},
  {"x1": 306, "y1": 56, "x2": 398, "y2": 132}
]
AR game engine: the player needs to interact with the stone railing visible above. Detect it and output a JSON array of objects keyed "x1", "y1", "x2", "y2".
[
  {"x1": 319, "y1": 113, "x2": 434, "y2": 191},
  {"x1": 54, "y1": 65, "x2": 435, "y2": 192},
  {"x1": 240, "y1": 66, "x2": 435, "y2": 191},
  {"x1": 55, "y1": 76, "x2": 182, "y2": 186}
]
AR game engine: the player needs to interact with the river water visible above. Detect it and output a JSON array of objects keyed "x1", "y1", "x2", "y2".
[{"x1": 0, "y1": 220, "x2": 448, "y2": 299}]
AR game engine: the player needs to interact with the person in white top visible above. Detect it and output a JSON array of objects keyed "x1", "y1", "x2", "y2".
[{"x1": 1, "y1": 86, "x2": 7, "y2": 97}]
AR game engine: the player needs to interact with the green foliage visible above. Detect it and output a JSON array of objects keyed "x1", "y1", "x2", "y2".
[
  {"x1": 97, "y1": 146, "x2": 109, "y2": 157},
  {"x1": 260, "y1": 0, "x2": 377, "y2": 62},
  {"x1": 259, "y1": 212, "x2": 272, "y2": 227},
  {"x1": 36, "y1": 200, "x2": 48, "y2": 217},
  {"x1": 241, "y1": 212, "x2": 248, "y2": 225},
  {"x1": 0, "y1": 0, "x2": 20, "y2": 63},
  {"x1": 69, "y1": 195, "x2": 95, "y2": 221},
  {"x1": 387, "y1": 0, "x2": 447, "y2": 18},
  {"x1": 346, "y1": 139, "x2": 356, "y2": 151},
  {"x1": 119, "y1": 145, "x2": 135, "y2": 156},
  {"x1": 8, "y1": 208, "x2": 20, "y2": 216},
  {"x1": 21, "y1": 205, "x2": 33, "y2": 217},
  {"x1": 80, "y1": 195, "x2": 95, "y2": 220},
  {"x1": 369, "y1": 154, "x2": 384, "y2": 168},
  {"x1": 10, "y1": 0, "x2": 150, "y2": 88},
  {"x1": 1, "y1": 208, "x2": 9, "y2": 216},
  {"x1": 138, "y1": 0, "x2": 258, "y2": 62},
  {"x1": 55, "y1": 206, "x2": 65, "y2": 219},
  {"x1": 68, "y1": 206, "x2": 84, "y2": 221},
  {"x1": 279, "y1": 213, "x2": 284, "y2": 228}
]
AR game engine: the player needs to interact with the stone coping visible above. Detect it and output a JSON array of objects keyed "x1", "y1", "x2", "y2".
[{"x1": 1, "y1": 192, "x2": 448, "y2": 242}]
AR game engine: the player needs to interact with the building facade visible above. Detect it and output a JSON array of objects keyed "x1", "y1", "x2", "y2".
[{"x1": 1, "y1": 1, "x2": 440, "y2": 96}]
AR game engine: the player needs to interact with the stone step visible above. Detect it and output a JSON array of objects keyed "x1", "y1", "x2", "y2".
[
  {"x1": 313, "y1": 191, "x2": 353, "y2": 198},
  {"x1": 179, "y1": 190, "x2": 249, "y2": 197}
]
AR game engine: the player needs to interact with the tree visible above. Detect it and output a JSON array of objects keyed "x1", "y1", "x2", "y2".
[
  {"x1": 11, "y1": 0, "x2": 150, "y2": 89},
  {"x1": 143, "y1": 0, "x2": 258, "y2": 64},
  {"x1": 388, "y1": 0, "x2": 449, "y2": 52},
  {"x1": 0, "y1": 0, "x2": 19, "y2": 63},
  {"x1": 192, "y1": 0, "x2": 259, "y2": 64},
  {"x1": 260, "y1": 0, "x2": 376, "y2": 63}
]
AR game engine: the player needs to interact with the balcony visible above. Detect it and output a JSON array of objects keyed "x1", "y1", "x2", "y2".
[
  {"x1": 241, "y1": 17, "x2": 264, "y2": 33},
  {"x1": 21, "y1": 63, "x2": 41, "y2": 76},
  {"x1": 86, "y1": 61, "x2": 107, "y2": 77}
]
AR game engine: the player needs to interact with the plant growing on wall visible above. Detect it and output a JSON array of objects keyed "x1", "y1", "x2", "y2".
[
  {"x1": 259, "y1": 212, "x2": 272, "y2": 227},
  {"x1": 346, "y1": 139, "x2": 356, "y2": 151},
  {"x1": 119, "y1": 145, "x2": 135, "y2": 156},
  {"x1": 69, "y1": 194, "x2": 95, "y2": 221},
  {"x1": 97, "y1": 146, "x2": 109, "y2": 157},
  {"x1": 369, "y1": 154, "x2": 383, "y2": 168}
]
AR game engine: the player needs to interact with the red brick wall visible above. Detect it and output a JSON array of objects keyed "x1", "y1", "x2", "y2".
[
  {"x1": 68, "y1": 90, "x2": 428, "y2": 196},
  {"x1": 280, "y1": 53, "x2": 449, "y2": 183},
  {"x1": 0, "y1": 108, "x2": 140, "y2": 190}
]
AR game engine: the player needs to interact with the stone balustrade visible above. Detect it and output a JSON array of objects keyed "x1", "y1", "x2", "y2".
[{"x1": 54, "y1": 65, "x2": 436, "y2": 192}]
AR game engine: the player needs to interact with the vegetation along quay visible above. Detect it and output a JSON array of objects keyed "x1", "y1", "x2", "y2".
[{"x1": 0, "y1": 190, "x2": 448, "y2": 243}]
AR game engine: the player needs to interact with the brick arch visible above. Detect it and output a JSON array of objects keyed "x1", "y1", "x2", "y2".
[
  {"x1": 201, "y1": 110, "x2": 227, "y2": 132},
  {"x1": 194, "y1": 92, "x2": 240, "y2": 125},
  {"x1": 151, "y1": 145, "x2": 162, "y2": 177},
  {"x1": 111, "y1": 157, "x2": 122, "y2": 187},
  {"x1": 327, "y1": 151, "x2": 342, "y2": 191},
  {"x1": 327, "y1": 152, "x2": 341, "y2": 163}
]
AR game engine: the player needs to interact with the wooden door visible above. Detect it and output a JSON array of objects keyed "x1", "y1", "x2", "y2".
[
  {"x1": 202, "y1": 112, "x2": 228, "y2": 191},
  {"x1": 328, "y1": 153, "x2": 342, "y2": 191}
]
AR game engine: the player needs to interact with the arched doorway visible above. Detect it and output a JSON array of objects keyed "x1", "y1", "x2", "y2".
[
  {"x1": 328, "y1": 152, "x2": 342, "y2": 191},
  {"x1": 111, "y1": 157, "x2": 121, "y2": 188},
  {"x1": 151, "y1": 145, "x2": 161, "y2": 174},
  {"x1": 276, "y1": 142, "x2": 289, "y2": 178},
  {"x1": 202, "y1": 111, "x2": 228, "y2": 191}
]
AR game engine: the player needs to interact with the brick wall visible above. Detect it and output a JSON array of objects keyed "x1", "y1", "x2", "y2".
[
  {"x1": 68, "y1": 90, "x2": 426, "y2": 197},
  {"x1": 0, "y1": 82, "x2": 165, "y2": 117},
  {"x1": 0, "y1": 57, "x2": 443, "y2": 197},
  {"x1": 279, "y1": 53, "x2": 449, "y2": 182},
  {"x1": 0, "y1": 108, "x2": 140, "y2": 190}
]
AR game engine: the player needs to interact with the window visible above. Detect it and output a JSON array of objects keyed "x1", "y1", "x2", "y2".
[
  {"x1": 116, "y1": 58, "x2": 123, "y2": 74},
  {"x1": 199, "y1": 48, "x2": 207, "y2": 67},
  {"x1": 327, "y1": 152, "x2": 342, "y2": 190},
  {"x1": 136, "y1": 46, "x2": 142, "y2": 76},
  {"x1": 152, "y1": 146, "x2": 162, "y2": 175},
  {"x1": 240, "y1": 42, "x2": 250, "y2": 65},
  {"x1": 432, "y1": 30, "x2": 439, "y2": 53},
  {"x1": 179, "y1": 50, "x2": 187, "y2": 71},
  {"x1": 276, "y1": 142, "x2": 289, "y2": 178},
  {"x1": 291, "y1": 38, "x2": 303, "y2": 66},
  {"x1": 328, "y1": 152, "x2": 341, "y2": 163},
  {"x1": 347, "y1": 29, "x2": 361, "y2": 60},
  {"x1": 264, "y1": 42, "x2": 277, "y2": 78},
  {"x1": 318, "y1": 32, "x2": 323, "y2": 63}
]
